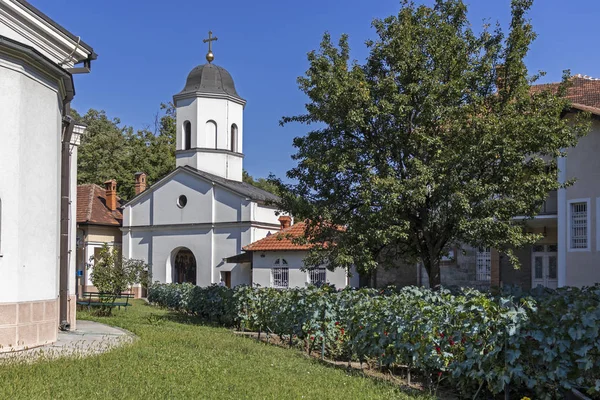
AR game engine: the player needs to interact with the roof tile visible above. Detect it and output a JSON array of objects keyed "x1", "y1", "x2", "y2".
[
  {"x1": 243, "y1": 222, "x2": 312, "y2": 252},
  {"x1": 531, "y1": 75, "x2": 600, "y2": 115},
  {"x1": 77, "y1": 184, "x2": 123, "y2": 226}
]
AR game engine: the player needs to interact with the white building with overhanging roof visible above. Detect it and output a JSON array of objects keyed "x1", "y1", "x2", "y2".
[
  {"x1": 122, "y1": 38, "x2": 282, "y2": 288},
  {"x1": 0, "y1": 0, "x2": 95, "y2": 351}
]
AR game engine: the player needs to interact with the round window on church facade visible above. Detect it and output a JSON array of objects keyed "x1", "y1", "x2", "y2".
[{"x1": 177, "y1": 195, "x2": 188, "y2": 208}]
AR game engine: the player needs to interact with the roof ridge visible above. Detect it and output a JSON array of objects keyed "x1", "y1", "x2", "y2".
[
  {"x1": 243, "y1": 222, "x2": 308, "y2": 251},
  {"x1": 85, "y1": 185, "x2": 95, "y2": 222},
  {"x1": 532, "y1": 74, "x2": 600, "y2": 87}
]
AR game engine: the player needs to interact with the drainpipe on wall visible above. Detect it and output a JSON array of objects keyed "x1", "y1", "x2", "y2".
[
  {"x1": 59, "y1": 109, "x2": 75, "y2": 331},
  {"x1": 57, "y1": 44, "x2": 95, "y2": 331}
]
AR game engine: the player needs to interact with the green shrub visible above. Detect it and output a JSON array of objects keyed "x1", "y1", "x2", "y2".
[{"x1": 148, "y1": 283, "x2": 600, "y2": 398}]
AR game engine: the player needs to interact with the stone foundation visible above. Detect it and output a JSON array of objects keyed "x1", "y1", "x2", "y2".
[
  {"x1": 0, "y1": 298, "x2": 58, "y2": 352},
  {"x1": 68, "y1": 295, "x2": 77, "y2": 330}
]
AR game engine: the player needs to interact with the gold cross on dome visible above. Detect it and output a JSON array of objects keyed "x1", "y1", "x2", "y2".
[{"x1": 203, "y1": 31, "x2": 218, "y2": 63}]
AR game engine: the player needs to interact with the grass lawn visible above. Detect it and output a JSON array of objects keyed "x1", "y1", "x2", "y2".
[{"x1": 0, "y1": 300, "x2": 430, "y2": 400}]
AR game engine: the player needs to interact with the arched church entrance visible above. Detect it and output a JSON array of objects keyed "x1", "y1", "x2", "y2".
[{"x1": 172, "y1": 248, "x2": 197, "y2": 285}]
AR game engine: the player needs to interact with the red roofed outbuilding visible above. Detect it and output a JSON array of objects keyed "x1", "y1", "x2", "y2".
[
  {"x1": 75, "y1": 181, "x2": 144, "y2": 298},
  {"x1": 228, "y1": 218, "x2": 359, "y2": 289}
]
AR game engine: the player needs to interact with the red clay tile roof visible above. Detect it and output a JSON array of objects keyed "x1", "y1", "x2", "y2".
[
  {"x1": 243, "y1": 222, "x2": 313, "y2": 252},
  {"x1": 531, "y1": 75, "x2": 600, "y2": 115},
  {"x1": 77, "y1": 184, "x2": 123, "y2": 226}
]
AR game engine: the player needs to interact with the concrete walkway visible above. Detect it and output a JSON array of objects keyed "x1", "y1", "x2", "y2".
[{"x1": 0, "y1": 320, "x2": 135, "y2": 362}]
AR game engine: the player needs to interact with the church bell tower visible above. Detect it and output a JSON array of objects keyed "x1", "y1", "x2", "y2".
[{"x1": 173, "y1": 31, "x2": 245, "y2": 182}]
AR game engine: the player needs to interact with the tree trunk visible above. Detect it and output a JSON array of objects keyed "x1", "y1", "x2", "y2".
[{"x1": 424, "y1": 259, "x2": 442, "y2": 290}]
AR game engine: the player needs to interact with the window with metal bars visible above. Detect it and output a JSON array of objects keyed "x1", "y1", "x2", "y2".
[
  {"x1": 570, "y1": 202, "x2": 588, "y2": 249},
  {"x1": 476, "y1": 247, "x2": 491, "y2": 281},
  {"x1": 308, "y1": 268, "x2": 326, "y2": 285},
  {"x1": 272, "y1": 267, "x2": 289, "y2": 288}
]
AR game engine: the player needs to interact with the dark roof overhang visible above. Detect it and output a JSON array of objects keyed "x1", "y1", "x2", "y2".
[
  {"x1": 0, "y1": 34, "x2": 74, "y2": 102},
  {"x1": 15, "y1": 0, "x2": 97, "y2": 60},
  {"x1": 223, "y1": 252, "x2": 252, "y2": 264}
]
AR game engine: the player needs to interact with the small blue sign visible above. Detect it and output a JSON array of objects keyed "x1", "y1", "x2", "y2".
[{"x1": 77, "y1": 270, "x2": 84, "y2": 277}]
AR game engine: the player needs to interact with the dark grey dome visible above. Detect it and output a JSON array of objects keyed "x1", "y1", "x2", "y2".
[{"x1": 177, "y1": 63, "x2": 241, "y2": 99}]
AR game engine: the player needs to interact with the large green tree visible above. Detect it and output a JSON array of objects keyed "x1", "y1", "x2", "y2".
[
  {"x1": 243, "y1": 170, "x2": 280, "y2": 196},
  {"x1": 276, "y1": 0, "x2": 590, "y2": 288},
  {"x1": 76, "y1": 103, "x2": 176, "y2": 199}
]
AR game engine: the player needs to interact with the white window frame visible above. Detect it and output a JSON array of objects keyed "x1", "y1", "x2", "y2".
[
  {"x1": 441, "y1": 249, "x2": 455, "y2": 263},
  {"x1": 476, "y1": 247, "x2": 491, "y2": 282},
  {"x1": 307, "y1": 267, "x2": 327, "y2": 285},
  {"x1": 271, "y1": 267, "x2": 289, "y2": 289},
  {"x1": 568, "y1": 198, "x2": 591, "y2": 252}
]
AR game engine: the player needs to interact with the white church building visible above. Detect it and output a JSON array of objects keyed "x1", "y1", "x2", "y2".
[
  {"x1": 122, "y1": 40, "x2": 283, "y2": 288},
  {"x1": 0, "y1": 0, "x2": 95, "y2": 351}
]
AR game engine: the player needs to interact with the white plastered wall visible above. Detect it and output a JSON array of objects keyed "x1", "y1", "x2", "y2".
[
  {"x1": 563, "y1": 118, "x2": 600, "y2": 286},
  {"x1": 0, "y1": 53, "x2": 62, "y2": 302},
  {"x1": 174, "y1": 96, "x2": 244, "y2": 181},
  {"x1": 251, "y1": 251, "x2": 355, "y2": 289},
  {"x1": 122, "y1": 170, "x2": 277, "y2": 287}
]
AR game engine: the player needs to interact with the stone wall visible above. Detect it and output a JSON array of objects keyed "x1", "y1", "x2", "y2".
[
  {"x1": 0, "y1": 299, "x2": 58, "y2": 352},
  {"x1": 370, "y1": 260, "x2": 418, "y2": 288},
  {"x1": 500, "y1": 246, "x2": 532, "y2": 289},
  {"x1": 418, "y1": 246, "x2": 492, "y2": 291}
]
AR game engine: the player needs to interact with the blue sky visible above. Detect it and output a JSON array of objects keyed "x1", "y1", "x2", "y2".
[{"x1": 36, "y1": 0, "x2": 599, "y2": 180}]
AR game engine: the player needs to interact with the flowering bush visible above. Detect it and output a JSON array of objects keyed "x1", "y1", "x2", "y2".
[{"x1": 148, "y1": 283, "x2": 600, "y2": 398}]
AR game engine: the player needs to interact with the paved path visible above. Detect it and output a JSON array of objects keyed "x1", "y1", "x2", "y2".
[{"x1": 0, "y1": 320, "x2": 135, "y2": 362}]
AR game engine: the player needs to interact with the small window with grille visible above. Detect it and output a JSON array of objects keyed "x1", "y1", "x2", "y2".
[
  {"x1": 476, "y1": 247, "x2": 491, "y2": 282},
  {"x1": 570, "y1": 201, "x2": 588, "y2": 250},
  {"x1": 308, "y1": 268, "x2": 326, "y2": 285},
  {"x1": 272, "y1": 267, "x2": 289, "y2": 289}
]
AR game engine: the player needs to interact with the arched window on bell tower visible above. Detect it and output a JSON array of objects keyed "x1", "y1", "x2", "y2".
[
  {"x1": 205, "y1": 120, "x2": 217, "y2": 149},
  {"x1": 183, "y1": 121, "x2": 192, "y2": 150},
  {"x1": 230, "y1": 124, "x2": 238, "y2": 152}
]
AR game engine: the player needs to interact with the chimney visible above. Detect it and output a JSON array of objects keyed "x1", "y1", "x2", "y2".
[
  {"x1": 134, "y1": 172, "x2": 147, "y2": 195},
  {"x1": 278, "y1": 216, "x2": 292, "y2": 229},
  {"x1": 104, "y1": 179, "x2": 117, "y2": 211}
]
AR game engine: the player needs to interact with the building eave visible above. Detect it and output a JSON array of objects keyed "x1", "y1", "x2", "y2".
[
  {"x1": 123, "y1": 166, "x2": 279, "y2": 208},
  {"x1": 173, "y1": 91, "x2": 247, "y2": 108},
  {"x1": 77, "y1": 221, "x2": 122, "y2": 228},
  {"x1": 3, "y1": 0, "x2": 96, "y2": 64},
  {"x1": 0, "y1": 34, "x2": 74, "y2": 101}
]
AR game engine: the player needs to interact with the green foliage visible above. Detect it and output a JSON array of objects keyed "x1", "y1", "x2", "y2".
[
  {"x1": 149, "y1": 283, "x2": 600, "y2": 398},
  {"x1": 75, "y1": 103, "x2": 176, "y2": 200},
  {"x1": 275, "y1": 0, "x2": 591, "y2": 288},
  {"x1": 243, "y1": 170, "x2": 281, "y2": 196},
  {"x1": 89, "y1": 244, "x2": 150, "y2": 296},
  {"x1": 0, "y1": 301, "x2": 424, "y2": 399}
]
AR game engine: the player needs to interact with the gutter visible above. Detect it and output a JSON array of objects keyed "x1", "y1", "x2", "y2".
[
  {"x1": 59, "y1": 110, "x2": 74, "y2": 330},
  {"x1": 57, "y1": 49, "x2": 93, "y2": 332}
]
